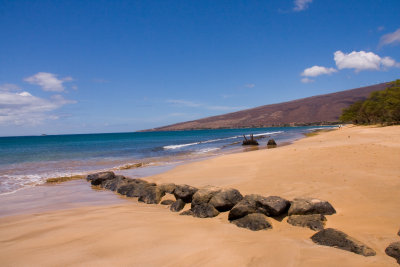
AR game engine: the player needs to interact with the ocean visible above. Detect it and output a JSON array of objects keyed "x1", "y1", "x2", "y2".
[{"x1": 0, "y1": 126, "x2": 335, "y2": 195}]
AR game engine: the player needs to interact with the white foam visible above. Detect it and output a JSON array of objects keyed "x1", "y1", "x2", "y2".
[{"x1": 163, "y1": 131, "x2": 284, "y2": 150}]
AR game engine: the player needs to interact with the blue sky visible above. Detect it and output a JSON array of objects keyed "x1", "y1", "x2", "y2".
[{"x1": 0, "y1": 0, "x2": 399, "y2": 136}]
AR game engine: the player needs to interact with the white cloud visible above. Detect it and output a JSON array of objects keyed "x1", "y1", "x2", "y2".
[
  {"x1": 301, "y1": 77, "x2": 315, "y2": 83},
  {"x1": 293, "y1": 0, "x2": 313, "y2": 11},
  {"x1": 0, "y1": 83, "x2": 21, "y2": 92},
  {"x1": 24, "y1": 72, "x2": 73, "y2": 92},
  {"x1": 0, "y1": 90, "x2": 76, "y2": 125},
  {"x1": 301, "y1": 66, "x2": 337, "y2": 77},
  {"x1": 379, "y1": 28, "x2": 400, "y2": 47},
  {"x1": 334, "y1": 50, "x2": 399, "y2": 72}
]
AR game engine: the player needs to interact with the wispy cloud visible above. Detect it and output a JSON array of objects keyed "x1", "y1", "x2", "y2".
[
  {"x1": 166, "y1": 99, "x2": 247, "y2": 111},
  {"x1": 379, "y1": 28, "x2": 400, "y2": 47},
  {"x1": 0, "y1": 83, "x2": 21, "y2": 92},
  {"x1": 301, "y1": 77, "x2": 315, "y2": 83},
  {"x1": 293, "y1": 0, "x2": 313, "y2": 11},
  {"x1": 0, "y1": 90, "x2": 76, "y2": 125},
  {"x1": 24, "y1": 72, "x2": 73, "y2": 92},
  {"x1": 244, "y1": 83, "x2": 255, "y2": 88}
]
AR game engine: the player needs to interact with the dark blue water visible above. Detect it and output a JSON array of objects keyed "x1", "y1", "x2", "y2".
[{"x1": 0, "y1": 126, "x2": 334, "y2": 194}]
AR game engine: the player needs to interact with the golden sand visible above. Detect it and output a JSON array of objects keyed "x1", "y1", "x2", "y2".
[{"x1": 0, "y1": 125, "x2": 399, "y2": 266}]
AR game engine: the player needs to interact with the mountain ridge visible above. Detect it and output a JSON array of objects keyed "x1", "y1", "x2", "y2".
[{"x1": 143, "y1": 82, "x2": 390, "y2": 131}]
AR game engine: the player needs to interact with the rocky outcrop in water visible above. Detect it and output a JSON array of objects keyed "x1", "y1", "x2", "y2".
[
  {"x1": 311, "y1": 228, "x2": 376, "y2": 256},
  {"x1": 86, "y1": 171, "x2": 115, "y2": 185}
]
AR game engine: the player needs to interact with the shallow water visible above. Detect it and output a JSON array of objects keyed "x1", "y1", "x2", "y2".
[{"x1": 0, "y1": 126, "x2": 335, "y2": 194}]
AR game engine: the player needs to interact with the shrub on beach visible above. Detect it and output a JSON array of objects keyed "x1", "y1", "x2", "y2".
[{"x1": 340, "y1": 79, "x2": 400, "y2": 125}]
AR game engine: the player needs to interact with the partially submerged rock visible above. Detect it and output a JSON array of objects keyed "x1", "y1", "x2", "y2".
[
  {"x1": 102, "y1": 175, "x2": 129, "y2": 191},
  {"x1": 288, "y1": 198, "x2": 336, "y2": 216},
  {"x1": 311, "y1": 228, "x2": 376, "y2": 257},
  {"x1": 287, "y1": 214, "x2": 326, "y2": 231},
  {"x1": 86, "y1": 171, "x2": 115, "y2": 186},
  {"x1": 231, "y1": 213, "x2": 272, "y2": 231},
  {"x1": 173, "y1": 184, "x2": 198, "y2": 203},
  {"x1": 267, "y1": 139, "x2": 277, "y2": 148},
  {"x1": 228, "y1": 194, "x2": 290, "y2": 220},
  {"x1": 170, "y1": 199, "x2": 186, "y2": 212},
  {"x1": 385, "y1": 242, "x2": 400, "y2": 264}
]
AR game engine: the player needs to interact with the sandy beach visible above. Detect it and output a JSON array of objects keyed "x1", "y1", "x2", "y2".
[{"x1": 1, "y1": 125, "x2": 399, "y2": 266}]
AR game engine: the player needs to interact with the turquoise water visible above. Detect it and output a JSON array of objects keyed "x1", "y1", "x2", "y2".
[{"x1": 0, "y1": 126, "x2": 335, "y2": 194}]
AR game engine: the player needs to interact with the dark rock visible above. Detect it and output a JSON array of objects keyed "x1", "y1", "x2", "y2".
[
  {"x1": 159, "y1": 183, "x2": 176, "y2": 194},
  {"x1": 256, "y1": 195, "x2": 290, "y2": 216},
  {"x1": 102, "y1": 175, "x2": 130, "y2": 191},
  {"x1": 209, "y1": 188, "x2": 243, "y2": 212},
  {"x1": 228, "y1": 194, "x2": 290, "y2": 220},
  {"x1": 228, "y1": 195, "x2": 258, "y2": 220},
  {"x1": 138, "y1": 185, "x2": 165, "y2": 204},
  {"x1": 86, "y1": 171, "x2": 115, "y2": 186},
  {"x1": 231, "y1": 213, "x2": 272, "y2": 231},
  {"x1": 180, "y1": 210, "x2": 194, "y2": 216},
  {"x1": 287, "y1": 214, "x2": 326, "y2": 231},
  {"x1": 267, "y1": 139, "x2": 277, "y2": 148},
  {"x1": 160, "y1": 199, "x2": 175, "y2": 205},
  {"x1": 242, "y1": 140, "x2": 259, "y2": 145},
  {"x1": 173, "y1": 184, "x2": 198, "y2": 203},
  {"x1": 385, "y1": 242, "x2": 400, "y2": 264},
  {"x1": 170, "y1": 199, "x2": 186, "y2": 212},
  {"x1": 398, "y1": 229, "x2": 400, "y2": 236},
  {"x1": 311, "y1": 228, "x2": 376, "y2": 256},
  {"x1": 288, "y1": 198, "x2": 336, "y2": 216},
  {"x1": 191, "y1": 187, "x2": 221, "y2": 207},
  {"x1": 192, "y1": 203, "x2": 219, "y2": 218}
]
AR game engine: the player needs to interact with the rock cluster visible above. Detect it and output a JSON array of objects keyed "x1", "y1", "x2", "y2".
[
  {"x1": 385, "y1": 229, "x2": 400, "y2": 264},
  {"x1": 85, "y1": 171, "x2": 380, "y2": 259}
]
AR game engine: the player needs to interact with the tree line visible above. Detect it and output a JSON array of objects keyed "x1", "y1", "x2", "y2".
[{"x1": 340, "y1": 80, "x2": 400, "y2": 125}]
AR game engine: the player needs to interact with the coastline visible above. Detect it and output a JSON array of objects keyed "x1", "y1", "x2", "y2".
[{"x1": 0, "y1": 125, "x2": 399, "y2": 266}]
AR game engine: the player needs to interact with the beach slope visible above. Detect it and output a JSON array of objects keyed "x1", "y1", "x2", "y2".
[{"x1": 0, "y1": 125, "x2": 399, "y2": 266}]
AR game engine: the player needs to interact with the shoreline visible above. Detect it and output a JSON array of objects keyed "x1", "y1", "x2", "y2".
[{"x1": 1, "y1": 125, "x2": 399, "y2": 266}]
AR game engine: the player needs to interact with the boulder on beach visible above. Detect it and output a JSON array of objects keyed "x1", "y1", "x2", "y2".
[
  {"x1": 160, "y1": 199, "x2": 175, "y2": 205},
  {"x1": 138, "y1": 185, "x2": 165, "y2": 204},
  {"x1": 173, "y1": 184, "x2": 198, "y2": 203},
  {"x1": 288, "y1": 198, "x2": 336, "y2": 216},
  {"x1": 86, "y1": 171, "x2": 115, "y2": 186},
  {"x1": 287, "y1": 214, "x2": 326, "y2": 231},
  {"x1": 385, "y1": 241, "x2": 400, "y2": 264},
  {"x1": 311, "y1": 228, "x2": 376, "y2": 257},
  {"x1": 231, "y1": 213, "x2": 272, "y2": 231},
  {"x1": 170, "y1": 199, "x2": 186, "y2": 212},
  {"x1": 192, "y1": 203, "x2": 219, "y2": 218},
  {"x1": 209, "y1": 188, "x2": 243, "y2": 212},
  {"x1": 158, "y1": 183, "x2": 176, "y2": 194},
  {"x1": 102, "y1": 175, "x2": 129, "y2": 191},
  {"x1": 180, "y1": 210, "x2": 194, "y2": 216},
  {"x1": 228, "y1": 194, "x2": 290, "y2": 220},
  {"x1": 191, "y1": 186, "x2": 243, "y2": 217}
]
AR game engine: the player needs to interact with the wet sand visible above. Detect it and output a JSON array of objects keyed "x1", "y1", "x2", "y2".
[{"x1": 0, "y1": 125, "x2": 399, "y2": 266}]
